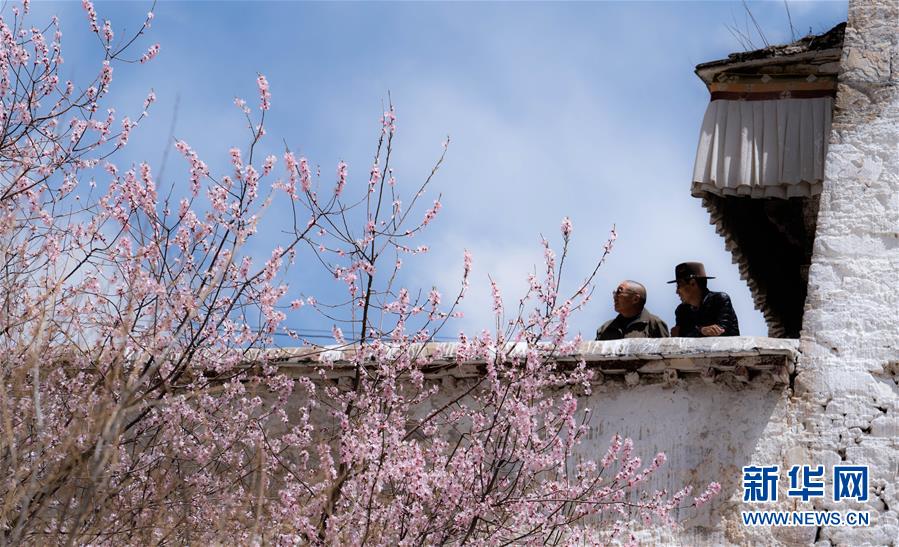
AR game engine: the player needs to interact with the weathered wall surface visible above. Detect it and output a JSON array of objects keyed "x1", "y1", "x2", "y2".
[
  {"x1": 567, "y1": 377, "x2": 788, "y2": 544},
  {"x1": 790, "y1": 0, "x2": 899, "y2": 545},
  {"x1": 416, "y1": 374, "x2": 790, "y2": 545}
]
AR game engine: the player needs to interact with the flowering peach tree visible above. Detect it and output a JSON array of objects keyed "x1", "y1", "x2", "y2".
[{"x1": 0, "y1": 2, "x2": 718, "y2": 544}]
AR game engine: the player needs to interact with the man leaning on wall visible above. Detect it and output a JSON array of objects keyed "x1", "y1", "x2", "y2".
[
  {"x1": 596, "y1": 280, "x2": 670, "y2": 340},
  {"x1": 669, "y1": 262, "x2": 740, "y2": 337}
]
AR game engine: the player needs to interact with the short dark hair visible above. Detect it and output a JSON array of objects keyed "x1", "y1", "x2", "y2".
[{"x1": 694, "y1": 277, "x2": 708, "y2": 290}]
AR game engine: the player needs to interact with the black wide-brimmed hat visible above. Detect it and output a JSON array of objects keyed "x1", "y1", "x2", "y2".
[{"x1": 667, "y1": 262, "x2": 716, "y2": 284}]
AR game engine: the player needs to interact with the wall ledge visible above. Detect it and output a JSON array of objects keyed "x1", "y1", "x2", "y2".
[{"x1": 260, "y1": 337, "x2": 799, "y2": 388}]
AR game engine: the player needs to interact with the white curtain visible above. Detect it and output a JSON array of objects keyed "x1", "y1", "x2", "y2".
[{"x1": 692, "y1": 97, "x2": 831, "y2": 198}]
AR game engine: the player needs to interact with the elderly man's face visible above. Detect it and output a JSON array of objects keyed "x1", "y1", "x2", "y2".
[{"x1": 613, "y1": 282, "x2": 641, "y2": 316}]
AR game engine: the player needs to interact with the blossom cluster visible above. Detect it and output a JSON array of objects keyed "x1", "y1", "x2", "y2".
[{"x1": 0, "y1": 3, "x2": 719, "y2": 545}]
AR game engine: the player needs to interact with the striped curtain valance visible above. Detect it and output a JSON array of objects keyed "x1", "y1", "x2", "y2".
[{"x1": 692, "y1": 97, "x2": 832, "y2": 199}]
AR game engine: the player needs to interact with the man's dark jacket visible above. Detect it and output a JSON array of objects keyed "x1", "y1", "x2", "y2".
[
  {"x1": 674, "y1": 290, "x2": 740, "y2": 337},
  {"x1": 596, "y1": 307, "x2": 670, "y2": 340}
]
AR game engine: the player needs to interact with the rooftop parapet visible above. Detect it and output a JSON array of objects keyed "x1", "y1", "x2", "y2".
[{"x1": 258, "y1": 337, "x2": 799, "y2": 388}]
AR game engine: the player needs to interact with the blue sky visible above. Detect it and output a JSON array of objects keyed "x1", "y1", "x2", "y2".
[{"x1": 29, "y1": 0, "x2": 849, "y2": 341}]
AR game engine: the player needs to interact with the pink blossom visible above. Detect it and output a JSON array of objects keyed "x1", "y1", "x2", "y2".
[
  {"x1": 382, "y1": 106, "x2": 396, "y2": 134},
  {"x1": 143, "y1": 89, "x2": 156, "y2": 111},
  {"x1": 693, "y1": 482, "x2": 721, "y2": 507},
  {"x1": 335, "y1": 160, "x2": 347, "y2": 197},
  {"x1": 43, "y1": 234, "x2": 60, "y2": 262},
  {"x1": 602, "y1": 434, "x2": 622, "y2": 468},
  {"x1": 299, "y1": 157, "x2": 311, "y2": 192},
  {"x1": 561, "y1": 216, "x2": 572, "y2": 238},
  {"x1": 263, "y1": 154, "x2": 276, "y2": 176},
  {"x1": 368, "y1": 161, "x2": 381, "y2": 193},
  {"x1": 116, "y1": 117, "x2": 132, "y2": 147},
  {"x1": 461, "y1": 249, "x2": 473, "y2": 293},
  {"x1": 245, "y1": 164, "x2": 259, "y2": 199},
  {"x1": 490, "y1": 278, "x2": 503, "y2": 316},
  {"x1": 174, "y1": 139, "x2": 208, "y2": 196},
  {"x1": 283, "y1": 150, "x2": 297, "y2": 173},
  {"x1": 257, "y1": 73, "x2": 271, "y2": 111},
  {"x1": 139, "y1": 43, "x2": 160, "y2": 64},
  {"x1": 421, "y1": 199, "x2": 441, "y2": 227},
  {"x1": 207, "y1": 184, "x2": 228, "y2": 214},
  {"x1": 229, "y1": 147, "x2": 242, "y2": 172},
  {"x1": 81, "y1": 0, "x2": 99, "y2": 33},
  {"x1": 99, "y1": 60, "x2": 112, "y2": 93},
  {"x1": 428, "y1": 288, "x2": 441, "y2": 307},
  {"x1": 102, "y1": 19, "x2": 113, "y2": 43}
]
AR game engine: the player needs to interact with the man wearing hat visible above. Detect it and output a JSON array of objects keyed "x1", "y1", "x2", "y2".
[
  {"x1": 668, "y1": 262, "x2": 740, "y2": 337},
  {"x1": 596, "y1": 280, "x2": 669, "y2": 340}
]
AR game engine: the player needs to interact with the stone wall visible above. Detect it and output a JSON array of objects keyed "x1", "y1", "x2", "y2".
[{"x1": 789, "y1": 0, "x2": 898, "y2": 545}]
